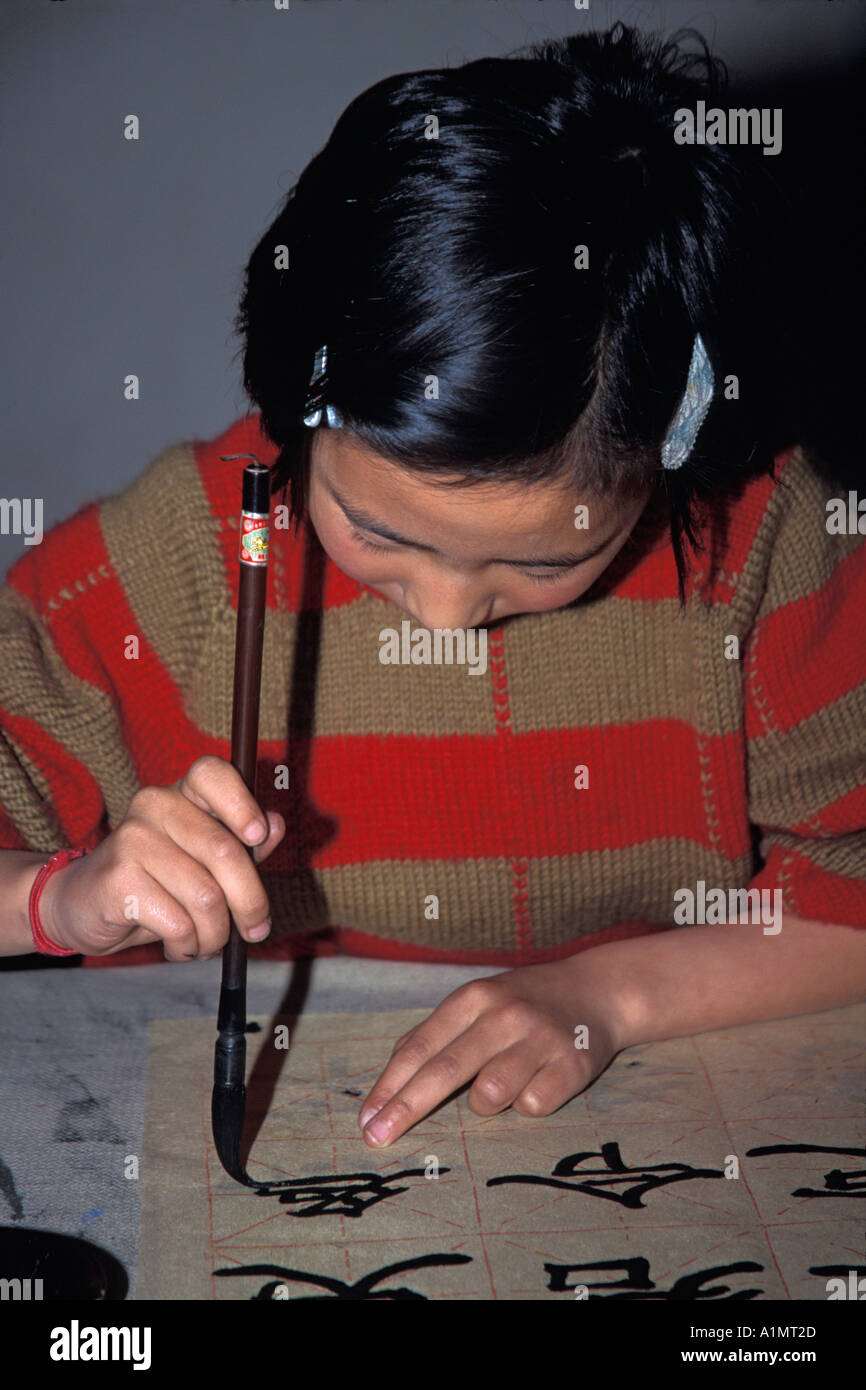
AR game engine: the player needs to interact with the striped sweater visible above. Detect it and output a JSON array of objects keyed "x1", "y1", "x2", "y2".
[{"x1": 1, "y1": 413, "x2": 864, "y2": 968}]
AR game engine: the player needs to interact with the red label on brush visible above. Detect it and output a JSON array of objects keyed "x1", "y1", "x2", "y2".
[{"x1": 239, "y1": 511, "x2": 269, "y2": 565}]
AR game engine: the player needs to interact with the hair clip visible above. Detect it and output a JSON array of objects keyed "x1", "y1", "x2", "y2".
[
  {"x1": 303, "y1": 343, "x2": 343, "y2": 429},
  {"x1": 661, "y1": 333, "x2": 714, "y2": 470}
]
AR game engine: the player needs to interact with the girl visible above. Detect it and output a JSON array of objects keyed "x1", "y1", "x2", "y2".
[{"x1": 1, "y1": 25, "x2": 864, "y2": 1150}]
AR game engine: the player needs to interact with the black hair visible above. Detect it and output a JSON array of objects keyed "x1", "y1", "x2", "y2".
[{"x1": 234, "y1": 22, "x2": 790, "y2": 604}]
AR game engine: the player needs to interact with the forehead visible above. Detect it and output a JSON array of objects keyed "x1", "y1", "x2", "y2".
[{"x1": 312, "y1": 430, "x2": 619, "y2": 528}]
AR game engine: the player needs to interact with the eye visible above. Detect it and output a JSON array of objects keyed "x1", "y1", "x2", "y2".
[
  {"x1": 350, "y1": 521, "x2": 578, "y2": 582},
  {"x1": 520, "y1": 568, "x2": 575, "y2": 585},
  {"x1": 349, "y1": 526, "x2": 394, "y2": 555}
]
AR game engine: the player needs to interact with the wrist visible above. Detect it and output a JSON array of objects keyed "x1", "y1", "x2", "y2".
[
  {"x1": 560, "y1": 942, "x2": 642, "y2": 1054},
  {"x1": 29, "y1": 849, "x2": 88, "y2": 956},
  {"x1": 34, "y1": 863, "x2": 72, "y2": 952}
]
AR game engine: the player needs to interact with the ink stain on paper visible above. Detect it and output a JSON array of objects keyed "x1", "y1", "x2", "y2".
[{"x1": 54, "y1": 1078, "x2": 124, "y2": 1145}]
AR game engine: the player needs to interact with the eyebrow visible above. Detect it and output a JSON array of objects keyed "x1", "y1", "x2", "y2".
[{"x1": 324, "y1": 475, "x2": 621, "y2": 569}]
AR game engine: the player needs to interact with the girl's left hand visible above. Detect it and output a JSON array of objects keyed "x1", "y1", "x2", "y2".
[{"x1": 357, "y1": 958, "x2": 624, "y2": 1147}]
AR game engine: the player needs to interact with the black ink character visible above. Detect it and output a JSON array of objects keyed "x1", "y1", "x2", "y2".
[
  {"x1": 545, "y1": 1257, "x2": 764, "y2": 1300},
  {"x1": 809, "y1": 1263, "x2": 866, "y2": 1281},
  {"x1": 746, "y1": 1143, "x2": 866, "y2": 1198},
  {"x1": 214, "y1": 1252, "x2": 473, "y2": 1300},
  {"x1": 252, "y1": 1166, "x2": 449, "y2": 1218},
  {"x1": 487, "y1": 1141, "x2": 722, "y2": 1209}
]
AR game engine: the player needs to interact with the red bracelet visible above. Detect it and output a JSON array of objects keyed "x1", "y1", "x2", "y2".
[{"x1": 29, "y1": 848, "x2": 90, "y2": 956}]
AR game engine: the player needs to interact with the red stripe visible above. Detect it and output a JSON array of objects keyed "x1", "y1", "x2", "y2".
[
  {"x1": 0, "y1": 805, "x2": 29, "y2": 850},
  {"x1": 250, "y1": 722, "x2": 750, "y2": 868},
  {"x1": 790, "y1": 782, "x2": 866, "y2": 837},
  {"x1": 751, "y1": 848, "x2": 866, "y2": 930},
  {"x1": 0, "y1": 710, "x2": 108, "y2": 846},
  {"x1": 746, "y1": 543, "x2": 866, "y2": 735},
  {"x1": 7, "y1": 503, "x2": 108, "y2": 614}
]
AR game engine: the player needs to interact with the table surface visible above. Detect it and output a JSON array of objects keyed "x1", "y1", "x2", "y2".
[
  {"x1": 2, "y1": 956, "x2": 863, "y2": 1301},
  {"x1": 0, "y1": 955, "x2": 501, "y2": 1298}
]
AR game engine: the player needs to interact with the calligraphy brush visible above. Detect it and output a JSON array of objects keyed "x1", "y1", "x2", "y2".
[
  {"x1": 211, "y1": 454, "x2": 274, "y2": 1189},
  {"x1": 210, "y1": 456, "x2": 330, "y2": 1195}
]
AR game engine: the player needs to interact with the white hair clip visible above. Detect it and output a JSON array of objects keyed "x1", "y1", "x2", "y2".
[
  {"x1": 303, "y1": 343, "x2": 343, "y2": 429},
  {"x1": 661, "y1": 333, "x2": 714, "y2": 470}
]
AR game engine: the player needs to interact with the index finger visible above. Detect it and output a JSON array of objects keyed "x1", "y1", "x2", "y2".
[
  {"x1": 361, "y1": 1023, "x2": 505, "y2": 1150},
  {"x1": 358, "y1": 980, "x2": 499, "y2": 1130},
  {"x1": 177, "y1": 754, "x2": 270, "y2": 846},
  {"x1": 359, "y1": 1011, "x2": 503, "y2": 1147}
]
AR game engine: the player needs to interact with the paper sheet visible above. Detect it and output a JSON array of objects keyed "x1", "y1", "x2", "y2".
[{"x1": 138, "y1": 1004, "x2": 865, "y2": 1300}]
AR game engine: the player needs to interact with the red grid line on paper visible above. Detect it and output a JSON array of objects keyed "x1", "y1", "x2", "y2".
[{"x1": 181, "y1": 1013, "x2": 865, "y2": 1302}]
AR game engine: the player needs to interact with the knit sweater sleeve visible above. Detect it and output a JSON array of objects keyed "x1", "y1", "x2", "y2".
[
  {"x1": 0, "y1": 439, "x2": 219, "y2": 855},
  {"x1": 741, "y1": 447, "x2": 866, "y2": 928},
  {"x1": 0, "y1": 518, "x2": 132, "y2": 853}
]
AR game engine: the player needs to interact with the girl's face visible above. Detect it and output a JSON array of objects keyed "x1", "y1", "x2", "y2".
[{"x1": 307, "y1": 431, "x2": 651, "y2": 629}]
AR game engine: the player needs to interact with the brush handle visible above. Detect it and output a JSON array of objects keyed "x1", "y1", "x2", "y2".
[
  {"x1": 224, "y1": 460, "x2": 270, "y2": 991},
  {"x1": 213, "y1": 458, "x2": 271, "y2": 1180}
]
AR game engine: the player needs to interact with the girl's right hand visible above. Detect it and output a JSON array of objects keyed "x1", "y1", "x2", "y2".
[{"x1": 36, "y1": 755, "x2": 286, "y2": 959}]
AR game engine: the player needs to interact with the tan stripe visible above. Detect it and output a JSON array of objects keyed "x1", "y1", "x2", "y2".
[
  {"x1": 733, "y1": 448, "x2": 863, "y2": 627},
  {"x1": 0, "y1": 731, "x2": 64, "y2": 849},
  {"x1": 184, "y1": 590, "x2": 501, "y2": 743},
  {"x1": 0, "y1": 586, "x2": 140, "y2": 845},
  {"x1": 506, "y1": 591, "x2": 745, "y2": 737},
  {"x1": 748, "y1": 683, "x2": 866, "y2": 828},
  {"x1": 261, "y1": 839, "x2": 755, "y2": 951},
  {"x1": 529, "y1": 840, "x2": 757, "y2": 947},
  {"x1": 761, "y1": 831, "x2": 866, "y2": 886},
  {"x1": 185, "y1": 585, "x2": 744, "y2": 743},
  {"x1": 98, "y1": 440, "x2": 226, "y2": 690},
  {"x1": 265, "y1": 855, "x2": 512, "y2": 951}
]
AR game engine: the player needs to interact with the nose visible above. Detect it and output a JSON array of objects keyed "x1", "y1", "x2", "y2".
[{"x1": 403, "y1": 583, "x2": 492, "y2": 632}]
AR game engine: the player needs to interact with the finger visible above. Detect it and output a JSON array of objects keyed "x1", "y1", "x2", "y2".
[
  {"x1": 130, "y1": 848, "x2": 241, "y2": 957},
  {"x1": 175, "y1": 754, "x2": 272, "y2": 847},
  {"x1": 129, "y1": 796, "x2": 272, "y2": 941},
  {"x1": 351, "y1": 1029, "x2": 419, "y2": 1124},
  {"x1": 388, "y1": 1027, "x2": 417, "y2": 1056},
  {"x1": 466, "y1": 1038, "x2": 554, "y2": 1117},
  {"x1": 360, "y1": 1010, "x2": 528, "y2": 1148},
  {"x1": 83, "y1": 868, "x2": 203, "y2": 962},
  {"x1": 250, "y1": 811, "x2": 286, "y2": 864},
  {"x1": 357, "y1": 984, "x2": 494, "y2": 1127},
  {"x1": 511, "y1": 1058, "x2": 584, "y2": 1118}
]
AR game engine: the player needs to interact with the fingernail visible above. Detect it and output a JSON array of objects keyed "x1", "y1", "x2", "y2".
[
  {"x1": 244, "y1": 819, "x2": 266, "y2": 843},
  {"x1": 358, "y1": 1104, "x2": 382, "y2": 1130},
  {"x1": 365, "y1": 1116, "x2": 390, "y2": 1145},
  {"x1": 248, "y1": 919, "x2": 271, "y2": 941}
]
